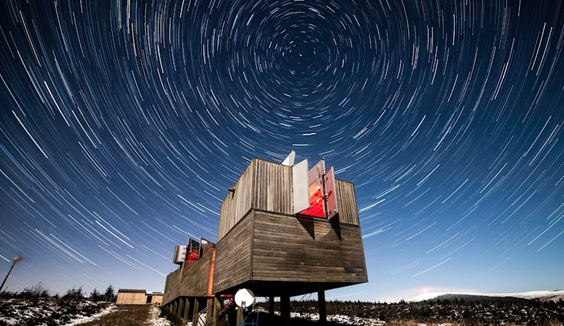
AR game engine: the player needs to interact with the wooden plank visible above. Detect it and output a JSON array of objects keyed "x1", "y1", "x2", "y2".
[
  {"x1": 162, "y1": 270, "x2": 181, "y2": 305},
  {"x1": 163, "y1": 252, "x2": 215, "y2": 305},
  {"x1": 335, "y1": 180, "x2": 360, "y2": 225},
  {"x1": 218, "y1": 159, "x2": 294, "y2": 241},
  {"x1": 213, "y1": 212, "x2": 254, "y2": 294},
  {"x1": 178, "y1": 253, "x2": 212, "y2": 297},
  {"x1": 218, "y1": 161, "x2": 255, "y2": 240},
  {"x1": 253, "y1": 159, "x2": 293, "y2": 214},
  {"x1": 251, "y1": 212, "x2": 368, "y2": 284}
]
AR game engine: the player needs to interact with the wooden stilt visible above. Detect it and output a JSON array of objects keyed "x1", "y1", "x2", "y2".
[
  {"x1": 184, "y1": 297, "x2": 191, "y2": 321},
  {"x1": 281, "y1": 295, "x2": 291, "y2": 324},
  {"x1": 173, "y1": 300, "x2": 178, "y2": 316},
  {"x1": 236, "y1": 305, "x2": 244, "y2": 325},
  {"x1": 228, "y1": 302, "x2": 237, "y2": 326},
  {"x1": 177, "y1": 297, "x2": 184, "y2": 319},
  {"x1": 269, "y1": 296, "x2": 275, "y2": 317},
  {"x1": 192, "y1": 297, "x2": 200, "y2": 325},
  {"x1": 318, "y1": 285, "x2": 327, "y2": 326},
  {"x1": 212, "y1": 296, "x2": 221, "y2": 326},
  {"x1": 206, "y1": 298, "x2": 214, "y2": 324}
]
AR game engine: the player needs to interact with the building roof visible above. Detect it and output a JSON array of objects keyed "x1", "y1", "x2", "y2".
[{"x1": 118, "y1": 289, "x2": 146, "y2": 293}]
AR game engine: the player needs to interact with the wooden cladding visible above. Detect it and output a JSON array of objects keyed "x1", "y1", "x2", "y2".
[
  {"x1": 213, "y1": 210, "x2": 368, "y2": 295},
  {"x1": 335, "y1": 180, "x2": 360, "y2": 225},
  {"x1": 252, "y1": 211, "x2": 367, "y2": 284},
  {"x1": 213, "y1": 212, "x2": 254, "y2": 294},
  {"x1": 218, "y1": 159, "x2": 360, "y2": 242},
  {"x1": 218, "y1": 159, "x2": 292, "y2": 241},
  {"x1": 218, "y1": 161, "x2": 254, "y2": 241},
  {"x1": 162, "y1": 251, "x2": 214, "y2": 306},
  {"x1": 253, "y1": 159, "x2": 293, "y2": 215}
]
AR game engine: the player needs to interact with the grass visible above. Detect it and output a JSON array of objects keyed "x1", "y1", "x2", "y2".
[{"x1": 79, "y1": 304, "x2": 151, "y2": 326}]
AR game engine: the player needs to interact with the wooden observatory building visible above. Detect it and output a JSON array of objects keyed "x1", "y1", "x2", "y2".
[{"x1": 162, "y1": 152, "x2": 368, "y2": 325}]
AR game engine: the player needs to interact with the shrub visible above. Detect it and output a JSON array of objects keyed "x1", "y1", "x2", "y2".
[{"x1": 63, "y1": 286, "x2": 84, "y2": 300}]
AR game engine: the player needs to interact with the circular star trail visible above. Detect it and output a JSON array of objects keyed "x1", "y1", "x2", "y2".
[{"x1": 0, "y1": 0, "x2": 563, "y2": 298}]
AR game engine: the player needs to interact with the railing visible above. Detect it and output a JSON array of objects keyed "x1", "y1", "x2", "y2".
[
  {"x1": 192, "y1": 297, "x2": 235, "y2": 326},
  {"x1": 192, "y1": 304, "x2": 210, "y2": 326},
  {"x1": 237, "y1": 311, "x2": 260, "y2": 326}
]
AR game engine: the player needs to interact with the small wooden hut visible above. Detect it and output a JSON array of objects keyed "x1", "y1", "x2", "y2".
[
  {"x1": 116, "y1": 289, "x2": 163, "y2": 305},
  {"x1": 163, "y1": 153, "x2": 368, "y2": 325}
]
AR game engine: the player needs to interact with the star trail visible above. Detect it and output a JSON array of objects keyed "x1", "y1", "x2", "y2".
[{"x1": 0, "y1": 0, "x2": 563, "y2": 300}]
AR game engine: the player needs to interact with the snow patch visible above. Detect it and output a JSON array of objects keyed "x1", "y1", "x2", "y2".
[
  {"x1": 144, "y1": 305, "x2": 171, "y2": 326},
  {"x1": 66, "y1": 304, "x2": 117, "y2": 325}
]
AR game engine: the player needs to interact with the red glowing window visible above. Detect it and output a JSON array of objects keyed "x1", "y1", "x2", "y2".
[
  {"x1": 296, "y1": 160, "x2": 338, "y2": 219},
  {"x1": 299, "y1": 179, "x2": 325, "y2": 218},
  {"x1": 187, "y1": 238, "x2": 200, "y2": 261},
  {"x1": 298, "y1": 160, "x2": 327, "y2": 218}
]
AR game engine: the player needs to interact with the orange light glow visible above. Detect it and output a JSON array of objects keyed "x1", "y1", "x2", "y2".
[{"x1": 299, "y1": 181, "x2": 325, "y2": 218}]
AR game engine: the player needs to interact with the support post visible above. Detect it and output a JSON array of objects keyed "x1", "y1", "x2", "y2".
[
  {"x1": 206, "y1": 298, "x2": 214, "y2": 325},
  {"x1": 192, "y1": 297, "x2": 200, "y2": 325},
  {"x1": 269, "y1": 296, "x2": 275, "y2": 317},
  {"x1": 228, "y1": 301, "x2": 237, "y2": 326},
  {"x1": 183, "y1": 297, "x2": 191, "y2": 321},
  {"x1": 318, "y1": 285, "x2": 327, "y2": 326},
  {"x1": 236, "y1": 306, "x2": 244, "y2": 325},
  {"x1": 173, "y1": 300, "x2": 178, "y2": 316},
  {"x1": 280, "y1": 295, "x2": 291, "y2": 324},
  {"x1": 212, "y1": 296, "x2": 221, "y2": 326},
  {"x1": 177, "y1": 297, "x2": 184, "y2": 319}
]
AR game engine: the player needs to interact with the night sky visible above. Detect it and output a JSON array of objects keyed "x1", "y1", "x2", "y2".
[{"x1": 1, "y1": 0, "x2": 563, "y2": 301}]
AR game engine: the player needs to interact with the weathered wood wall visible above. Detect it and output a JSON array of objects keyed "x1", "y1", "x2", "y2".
[
  {"x1": 213, "y1": 212, "x2": 254, "y2": 294},
  {"x1": 213, "y1": 210, "x2": 367, "y2": 295},
  {"x1": 252, "y1": 159, "x2": 293, "y2": 215},
  {"x1": 218, "y1": 159, "x2": 359, "y2": 241},
  {"x1": 150, "y1": 294, "x2": 163, "y2": 305},
  {"x1": 335, "y1": 180, "x2": 360, "y2": 225},
  {"x1": 163, "y1": 252, "x2": 213, "y2": 306},
  {"x1": 116, "y1": 291, "x2": 146, "y2": 305},
  {"x1": 218, "y1": 159, "x2": 294, "y2": 241},
  {"x1": 252, "y1": 211, "x2": 367, "y2": 284},
  {"x1": 217, "y1": 161, "x2": 254, "y2": 240}
]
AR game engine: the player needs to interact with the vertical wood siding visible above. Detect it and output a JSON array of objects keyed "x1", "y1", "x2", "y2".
[
  {"x1": 218, "y1": 159, "x2": 293, "y2": 241},
  {"x1": 218, "y1": 160, "x2": 360, "y2": 241},
  {"x1": 116, "y1": 292, "x2": 147, "y2": 305},
  {"x1": 335, "y1": 179, "x2": 360, "y2": 225},
  {"x1": 252, "y1": 159, "x2": 293, "y2": 214},
  {"x1": 218, "y1": 161, "x2": 255, "y2": 240}
]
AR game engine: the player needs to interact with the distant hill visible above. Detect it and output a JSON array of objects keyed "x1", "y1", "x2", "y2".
[
  {"x1": 433, "y1": 293, "x2": 529, "y2": 303},
  {"x1": 411, "y1": 290, "x2": 564, "y2": 302}
]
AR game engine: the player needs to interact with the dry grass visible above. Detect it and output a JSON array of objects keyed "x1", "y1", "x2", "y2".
[{"x1": 79, "y1": 304, "x2": 151, "y2": 326}]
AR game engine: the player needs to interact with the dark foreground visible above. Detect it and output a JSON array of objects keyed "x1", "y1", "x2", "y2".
[{"x1": 79, "y1": 304, "x2": 151, "y2": 326}]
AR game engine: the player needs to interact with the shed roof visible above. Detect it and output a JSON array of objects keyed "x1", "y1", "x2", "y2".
[{"x1": 118, "y1": 289, "x2": 146, "y2": 293}]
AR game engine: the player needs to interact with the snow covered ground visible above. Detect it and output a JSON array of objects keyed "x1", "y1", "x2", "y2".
[
  {"x1": 0, "y1": 298, "x2": 171, "y2": 326},
  {"x1": 290, "y1": 312, "x2": 385, "y2": 325},
  {"x1": 144, "y1": 305, "x2": 171, "y2": 326},
  {"x1": 0, "y1": 298, "x2": 110, "y2": 325},
  {"x1": 66, "y1": 304, "x2": 117, "y2": 325}
]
